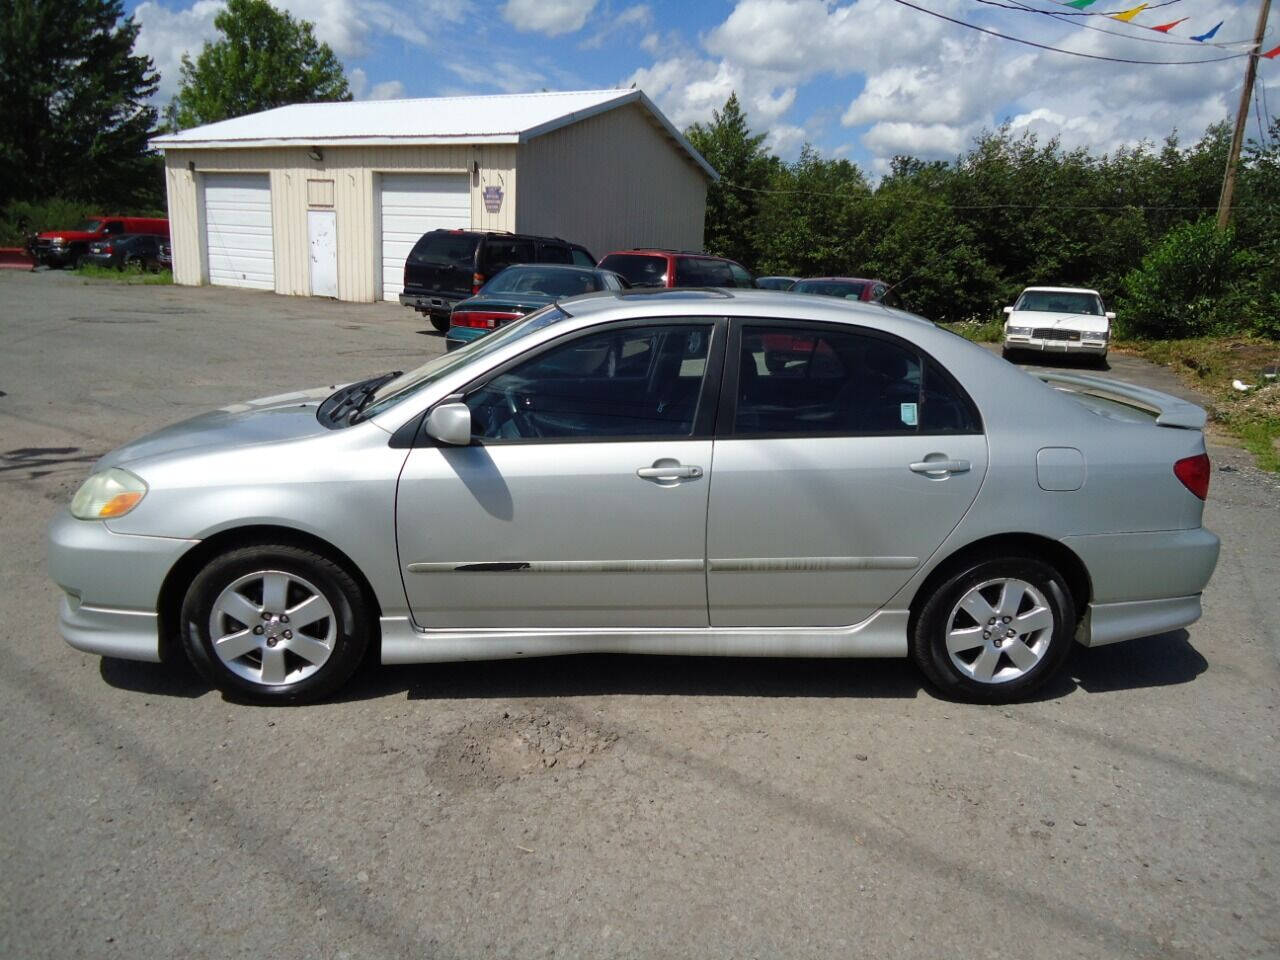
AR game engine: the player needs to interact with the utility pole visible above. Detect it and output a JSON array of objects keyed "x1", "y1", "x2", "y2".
[{"x1": 1217, "y1": 0, "x2": 1272, "y2": 228}]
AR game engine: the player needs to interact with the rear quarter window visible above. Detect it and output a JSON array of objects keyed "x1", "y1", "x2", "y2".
[
  {"x1": 409, "y1": 233, "x2": 480, "y2": 265},
  {"x1": 674, "y1": 258, "x2": 733, "y2": 287}
]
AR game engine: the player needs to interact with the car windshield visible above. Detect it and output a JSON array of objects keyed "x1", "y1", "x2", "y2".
[
  {"x1": 361, "y1": 306, "x2": 570, "y2": 416},
  {"x1": 74, "y1": 220, "x2": 103, "y2": 232},
  {"x1": 483, "y1": 267, "x2": 601, "y2": 297},
  {"x1": 598, "y1": 254, "x2": 668, "y2": 287},
  {"x1": 792, "y1": 280, "x2": 866, "y2": 299},
  {"x1": 1015, "y1": 291, "x2": 1103, "y2": 315}
]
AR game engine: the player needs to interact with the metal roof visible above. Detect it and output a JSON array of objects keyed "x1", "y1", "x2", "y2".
[{"x1": 150, "y1": 88, "x2": 717, "y2": 180}]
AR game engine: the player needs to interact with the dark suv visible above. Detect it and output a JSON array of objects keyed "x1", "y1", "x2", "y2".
[
  {"x1": 400, "y1": 230, "x2": 596, "y2": 332},
  {"x1": 596, "y1": 249, "x2": 754, "y2": 289}
]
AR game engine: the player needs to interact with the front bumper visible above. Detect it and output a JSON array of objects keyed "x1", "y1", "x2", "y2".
[
  {"x1": 48, "y1": 510, "x2": 198, "y2": 661},
  {"x1": 35, "y1": 245, "x2": 76, "y2": 267},
  {"x1": 1005, "y1": 335, "x2": 1108, "y2": 355}
]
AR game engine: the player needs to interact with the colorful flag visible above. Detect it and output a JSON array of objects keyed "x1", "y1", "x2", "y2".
[
  {"x1": 1150, "y1": 17, "x2": 1188, "y2": 33},
  {"x1": 1110, "y1": 3, "x2": 1148, "y2": 22},
  {"x1": 1191, "y1": 21, "x2": 1223, "y2": 42},
  {"x1": 1263, "y1": 44, "x2": 1280, "y2": 59},
  {"x1": 1065, "y1": 0, "x2": 1097, "y2": 7}
]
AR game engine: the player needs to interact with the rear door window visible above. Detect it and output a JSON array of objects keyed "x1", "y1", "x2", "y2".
[
  {"x1": 537, "y1": 241, "x2": 572, "y2": 264},
  {"x1": 570, "y1": 246, "x2": 597, "y2": 268},
  {"x1": 482, "y1": 238, "x2": 536, "y2": 275},
  {"x1": 674, "y1": 258, "x2": 733, "y2": 287},
  {"x1": 733, "y1": 325, "x2": 958, "y2": 436},
  {"x1": 103, "y1": 221, "x2": 124, "y2": 235},
  {"x1": 728, "y1": 263, "x2": 754, "y2": 288},
  {"x1": 597, "y1": 254, "x2": 669, "y2": 288},
  {"x1": 408, "y1": 232, "x2": 480, "y2": 266}
]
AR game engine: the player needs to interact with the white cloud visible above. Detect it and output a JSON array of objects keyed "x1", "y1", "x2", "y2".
[
  {"x1": 581, "y1": 4, "x2": 652, "y2": 49},
  {"x1": 349, "y1": 68, "x2": 406, "y2": 100},
  {"x1": 445, "y1": 58, "x2": 549, "y2": 94},
  {"x1": 501, "y1": 0, "x2": 598, "y2": 36},
  {"x1": 626, "y1": 0, "x2": 1253, "y2": 171},
  {"x1": 132, "y1": 0, "x2": 224, "y2": 101}
]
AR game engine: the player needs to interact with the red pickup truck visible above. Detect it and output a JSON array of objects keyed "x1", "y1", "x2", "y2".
[{"x1": 33, "y1": 216, "x2": 169, "y2": 268}]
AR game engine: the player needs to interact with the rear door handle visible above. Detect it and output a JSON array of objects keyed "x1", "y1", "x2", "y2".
[
  {"x1": 909, "y1": 459, "x2": 971, "y2": 476},
  {"x1": 637, "y1": 464, "x2": 703, "y2": 480}
]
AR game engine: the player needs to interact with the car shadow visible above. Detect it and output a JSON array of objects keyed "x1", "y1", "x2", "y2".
[
  {"x1": 95, "y1": 629, "x2": 1207, "y2": 705},
  {"x1": 1008, "y1": 351, "x2": 1110, "y2": 372}
]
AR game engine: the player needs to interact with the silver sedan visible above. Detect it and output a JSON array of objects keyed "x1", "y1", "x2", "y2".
[{"x1": 48, "y1": 290, "x2": 1220, "y2": 704}]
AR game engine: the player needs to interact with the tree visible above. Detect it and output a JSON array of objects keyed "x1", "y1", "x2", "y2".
[
  {"x1": 685, "y1": 93, "x2": 776, "y2": 268},
  {"x1": 0, "y1": 0, "x2": 159, "y2": 208},
  {"x1": 170, "y1": 0, "x2": 350, "y2": 130}
]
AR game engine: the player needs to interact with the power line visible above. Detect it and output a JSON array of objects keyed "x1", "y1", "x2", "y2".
[
  {"x1": 970, "y1": 0, "x2": 1264, "y2": 47},
  {"x1": 1019, "y1": 0, "x2": 1185, "y2": 15},
  {"x1": 719, "y1": 177, "x2": 1274, "y2": 212},
  {"x1": 889, "y1": 0, "x2": 1254, "y2": 63}
]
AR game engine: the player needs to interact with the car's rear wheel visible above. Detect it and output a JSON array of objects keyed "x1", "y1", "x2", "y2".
[
  {"x1": 180, "y1": 544, "x2": 370, "y2": 704},
  {"x1": 910, "y1": 555, "x2": 1075, "y2": 703},
  {"x1": 430, "y1": 315, "x2": 450, "y2": 333}
]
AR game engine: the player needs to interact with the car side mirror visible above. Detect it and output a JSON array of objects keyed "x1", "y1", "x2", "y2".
[
  {"x1": 424, "y1": 401, "x2": 472, "y2": 446},
  {"x1": 1002, "y1": 306, "x2": 1014, "y2": 315},
  {"x1": 1105, "y1": 311, "x2": 1116, "y2": 320}
]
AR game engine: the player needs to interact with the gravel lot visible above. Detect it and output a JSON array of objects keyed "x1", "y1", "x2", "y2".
[{"x1": 1, "y1": 270, "x2": 1277, "y2": 960}]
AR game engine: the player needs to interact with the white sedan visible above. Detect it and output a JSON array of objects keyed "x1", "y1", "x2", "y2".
[{"x1": 1002, "y1": 286, "x2": 1114, "y2": 363}]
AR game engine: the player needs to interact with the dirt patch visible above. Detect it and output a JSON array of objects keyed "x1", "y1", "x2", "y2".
[{"x1": 428, "y1": 707, "x2": 619, "y2": 789}]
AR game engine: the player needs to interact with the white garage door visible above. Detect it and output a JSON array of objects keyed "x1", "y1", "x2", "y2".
[
  {"x1": 380, "y1": 173, "x2": 470, "y2": 301},
  {"x1": 203, "y1": 174, "x2": 274, "y2": 290}
]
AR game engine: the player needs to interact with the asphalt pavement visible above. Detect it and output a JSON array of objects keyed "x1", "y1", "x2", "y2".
[{"x1": 1, "y1": 270, "x2": 1277, "y2": 959}]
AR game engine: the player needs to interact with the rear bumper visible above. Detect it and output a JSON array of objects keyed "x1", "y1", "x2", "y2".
[
  {"x1": 1080, "y1": 595, "x2": 1202, "y2": 647},
  {"x1": 1063, "y1": 527, "x2": 1220, "y2": 646},
  {"x1": 398, "y1": 291, "x2": 462, "y2": 316},
  {"x1": 81, "y1": 253, "x2": 116, "y2": 269}
]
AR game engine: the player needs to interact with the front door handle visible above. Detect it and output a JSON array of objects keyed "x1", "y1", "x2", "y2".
[
  {"x1": 909, "y1": 458, "x2": 971, "y2": 476},
  {"x1": 637, "y1": 463, "x2": 703, "y2": 480}
]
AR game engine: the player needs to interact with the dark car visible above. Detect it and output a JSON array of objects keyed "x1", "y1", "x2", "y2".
[
  {"x1": 597, "y1": 249, "x2": 754, "y2": 290},
  {"x1": 400, "y1": 230, "x2": 596, "y2": 332},
  {"x1": 82, "y1": 234, "x2": 168, "y2": 271},
  {"x1": 755, "y1": 275, "x2": 798, "y2": 290},
  {"x1": 445, "y1": 264, "x2": 629, "y2": 351},
  {"x1": 790, "y1": 276, "x2": 893, "y2": 303},
  {"x1": 34, "y1": 216, "x2": 169, "y2": 268}
]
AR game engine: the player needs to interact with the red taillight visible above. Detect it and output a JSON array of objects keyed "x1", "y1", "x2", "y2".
[
  {"x1": 472, "y1": 272, "x2": 485, "y2": 294},
  {"x1": 451, "y1": 310, "x2": 521, "y2": 329},
  {"x1": 1174, "y1": 453, "x2": 1211, "y2": 500}
]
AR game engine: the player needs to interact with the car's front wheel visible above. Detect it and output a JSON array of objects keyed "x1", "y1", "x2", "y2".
[
  {"x1": 180, "y1": 544, "x2": 370, "y2": 704},
  {"x1": 910, "y1": 555, "x2": 1075, "y2": 703}
]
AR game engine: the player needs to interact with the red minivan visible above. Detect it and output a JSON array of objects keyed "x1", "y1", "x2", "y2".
[
  {"x1": 34, "y1": 216, "x2": 169, "y2": 268},
  {"x1": 597, "y1": 249, "x2": 754, "y2": 289}
]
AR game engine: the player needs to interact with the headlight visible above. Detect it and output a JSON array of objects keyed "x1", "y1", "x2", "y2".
[
  {"x1": 1006, "y1": 326, "x2": 1033, "y2": 336},
  {"x1": 69, "y1": 468, "x2": 148, "y2": 520},
  {"x1": 1083, "y1": 329, "x2": 1110, "y2": 341},
  {"x1": 49, "y1": 238, "x2": 66, "y2": 246}
]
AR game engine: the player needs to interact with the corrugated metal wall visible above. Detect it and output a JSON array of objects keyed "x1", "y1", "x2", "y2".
[
  {"x1": 514, "y1": 103, "x2": 708, "y2": 257},
  {"x1": 163, "y1": 144, "x2": 517, "y2": 302}
]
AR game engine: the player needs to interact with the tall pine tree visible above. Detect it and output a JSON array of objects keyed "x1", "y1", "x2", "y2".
[{"x1": 0, "y1": 0, "x2": 159, "y2": 208}]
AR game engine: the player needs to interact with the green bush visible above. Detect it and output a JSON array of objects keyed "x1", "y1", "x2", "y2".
[
  {"x1": 0, "y1": 198, "x2": 99, "y2": 246},
  {"x1": 1116, "y1": 218, "x2": 1254, "y2": 339}
]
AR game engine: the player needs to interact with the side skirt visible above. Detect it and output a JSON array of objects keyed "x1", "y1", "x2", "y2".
[{"x1": 379, "y1": 610, "x2": 910, "y2": 664}]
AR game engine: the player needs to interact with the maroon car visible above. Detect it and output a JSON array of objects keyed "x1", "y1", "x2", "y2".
[
  {"x1": 597, "y1": 249, "x2": 754, "y2": 289},
  {"x1": 764, "y1": 276, "x2": 895, "y2": 371}
]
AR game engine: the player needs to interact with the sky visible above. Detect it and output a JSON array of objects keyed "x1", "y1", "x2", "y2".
[{"x1": 126, "y1": 0, "x2": 1278, "y2": 174}]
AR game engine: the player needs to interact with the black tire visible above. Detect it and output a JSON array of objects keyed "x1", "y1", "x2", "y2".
[
  {"x1": 180, "y1": 544, "x2": 371, "y2": 705},
  {"x1": 1001, "y1": 346, "x2": 1017, "y2": 362},
  {"x1": 429, "y1": 315, "x2": 450, "y2": 333},
  {"x1": 910, "y1": 554, "x2": 1075, "y2": 704}
]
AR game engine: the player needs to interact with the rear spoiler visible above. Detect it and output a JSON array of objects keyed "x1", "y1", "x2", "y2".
[{"x1": 1036, "y1": 372, "x2": 1208, "y2": 430}]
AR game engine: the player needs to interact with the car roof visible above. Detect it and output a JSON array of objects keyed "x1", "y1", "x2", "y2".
[
  {"x1": 1020, "y1": 286, "x2": 1101, "y2": 295},
  {"x1": 794, "y1": 277, "x2": 881, "y2": 284},
  {"x1": 560, "y1": 287, "x2": 930, "y2": 327},
  {"x1": 500, "y1": 263, "x2": 596, "y2": 272},
  {"x1": 602, "y1": 249, "x2": 730, "y2": 260}
]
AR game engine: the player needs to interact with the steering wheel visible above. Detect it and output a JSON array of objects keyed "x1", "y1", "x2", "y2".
[{"x1": 502, "y1": 386, "x2": 540, "y2": 437}]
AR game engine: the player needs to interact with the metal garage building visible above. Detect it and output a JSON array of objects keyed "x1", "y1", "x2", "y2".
[{"x1": 150, "y1": 89, "x2": 716, "y2": 302}]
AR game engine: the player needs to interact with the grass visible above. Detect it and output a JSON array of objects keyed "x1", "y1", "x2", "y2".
[
  {"x1": 1116, "y1": 336, "x2": 1280, "y2": 472},
  {"x1": 73, "y1": 262, "x2": 172, "y2": 285},
  {"x1": 937, "y1": 319, "x2": 1004, "y2": 343}
]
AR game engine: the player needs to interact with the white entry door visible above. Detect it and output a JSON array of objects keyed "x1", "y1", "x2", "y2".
[
  {"x1": 203, "y1": 173, "x2": 274, "y2": 290},
  {"x1": 307, "y1": 210, "x2": 338, "y2": 298},
  {"x1": 379, "y1": 173, "x2": 470, "y2": 301}
]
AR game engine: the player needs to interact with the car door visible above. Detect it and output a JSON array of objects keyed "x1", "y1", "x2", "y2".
[
  {"x1": 397, "y1": 317, "x2": 725, "y2": 629},
  {"x1": 705, "y1": 320, "x2": 988, "y2": 627}
]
